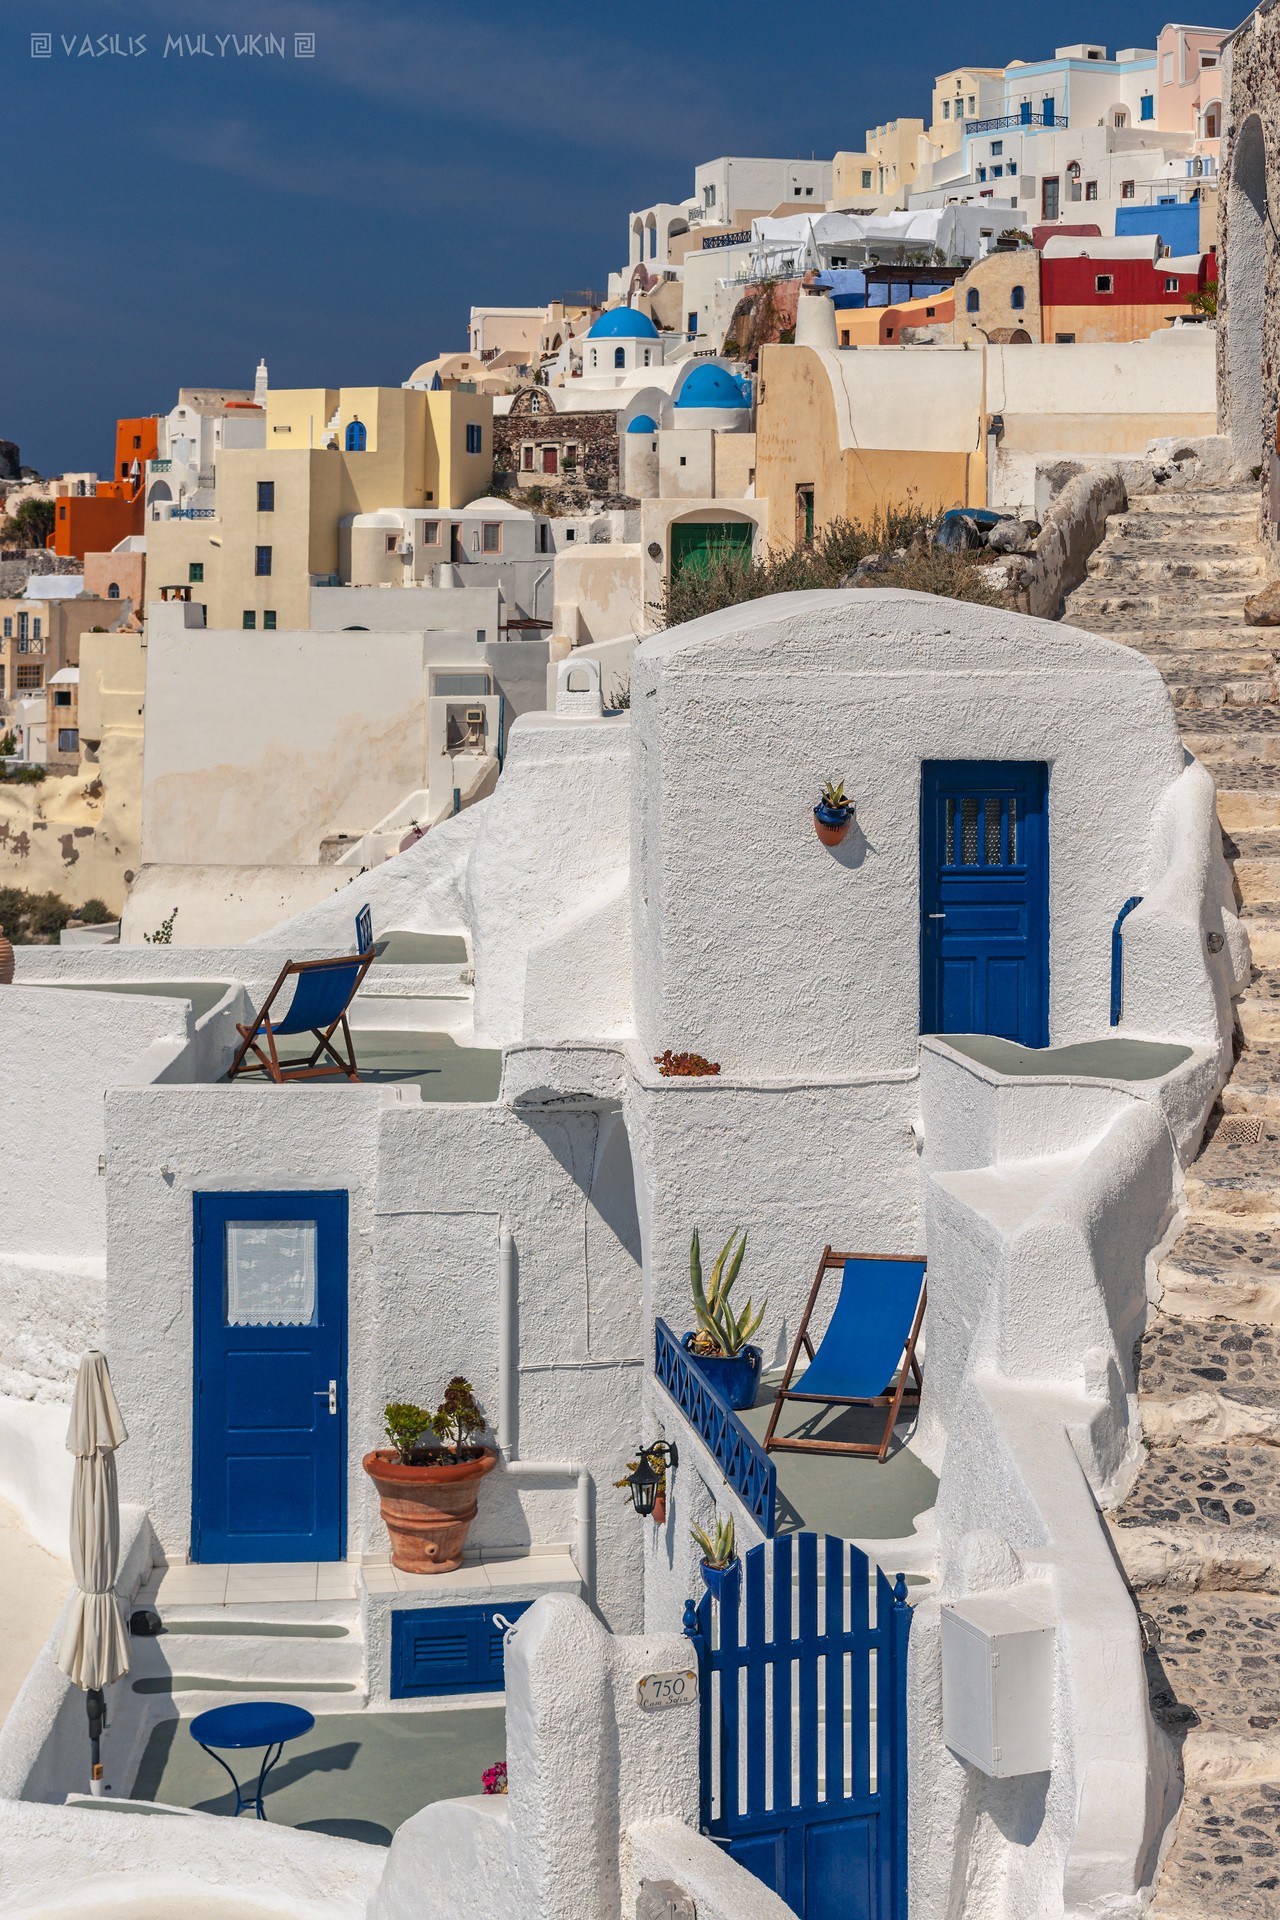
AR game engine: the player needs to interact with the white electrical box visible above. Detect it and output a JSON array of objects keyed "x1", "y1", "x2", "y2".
[{"x1": 941, "y1": 1589, "x2": 1055, "y2": 1778}]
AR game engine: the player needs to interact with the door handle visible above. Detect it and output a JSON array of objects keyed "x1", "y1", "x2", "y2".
[
  {"x1": 314, "y1": 1380, "x2": 337, "y2": 1416},
  {"x1": 927, "y1": 913, "x2": 946, "y2": 920}
]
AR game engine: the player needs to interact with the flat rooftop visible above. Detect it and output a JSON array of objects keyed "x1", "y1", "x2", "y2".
[
  {"x1": 224, "y1": 1031, "x2": 502, "y2": 1103},
  {"x1": 743, "y1": 1383, "x2": 937, "y2": 1551}
]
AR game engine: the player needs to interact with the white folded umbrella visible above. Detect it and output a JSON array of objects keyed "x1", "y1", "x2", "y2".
[{"x1": 56, "y1": 1352, "x2": 130, "y2": 1789}]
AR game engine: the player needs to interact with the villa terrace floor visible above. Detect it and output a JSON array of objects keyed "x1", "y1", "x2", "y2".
[
  {"x1": 223, "y1": 1031, "x2": 502, "y2": 1102},
  {"x1": 129, "y1": 1704, "x2": 505, "y2": 1844},
  {"x1": 744, "y1": 1386, "x2": 938, "y2": 1548}
]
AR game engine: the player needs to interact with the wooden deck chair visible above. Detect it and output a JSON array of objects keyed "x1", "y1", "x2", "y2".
[
  {"x1": 228, "y1": 910, "x2": 375, "y2": 1084},
  {"x1": 763, "y1": 1248, "x2": 927, "y2": 1462}
]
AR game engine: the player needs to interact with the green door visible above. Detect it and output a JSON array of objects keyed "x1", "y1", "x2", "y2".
[{"x1": 670, "y1": 521, "x2": 754, "y2": 578}]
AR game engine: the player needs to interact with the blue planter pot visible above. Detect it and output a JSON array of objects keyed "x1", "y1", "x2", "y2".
[
  {"x1": 682, "y1": 1334, "x2": 762, "y2": 1411},
  {"x1": 700, "y1": 1557, "x2": 739, "y2": 1604}
]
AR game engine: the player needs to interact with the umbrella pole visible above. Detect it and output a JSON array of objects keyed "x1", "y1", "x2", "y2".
[{"x1": 86, "y1": 1687, "x2": 106, "y2": 1796}]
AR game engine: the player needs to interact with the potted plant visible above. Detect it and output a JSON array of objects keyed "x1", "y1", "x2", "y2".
[
  {"x1": 682, "y1": 1229, "x2": 766, "y2": 1412},
  {"x1": 363, "y1": 1377, "x2": 496, "y2": 1574},
  {"x1": 814, "y1": 778, "x2": 854, "y2": 848},
  {"x1": 692, "y1": 1515, "x2": 738, "y2": 1603}
]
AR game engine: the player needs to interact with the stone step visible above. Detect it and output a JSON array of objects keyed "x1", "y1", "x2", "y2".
[
  {"x1": 1234, "y1": 860, "x2": 1280, "y2": 907},
  {"x1": 1107, "y1": 509, "x2": 1262, "y2": 539},
  {"x1": 1220, "y1": 794, "x2": 1280, "y2": 833},
  {"x1": 1138, "y1": 1316, "x2": 1280, "y2": 1443},
  {"x1": 1120, "y1": 628, "x2": 1269, "y2": 650},
  {"x1": 1238, "y1": 914, "x2": 1280, "y2": 966},
  {"x1": 1087, "y1": 551, "x2": 1266, "y2": 585},
  {"x1": 128, "y1": 1618, "x2": 362, "y2": 1686},
  {"x1": 1207, "y1": 764, "x2": 1280, "y2": 798},
  {"x1": 1109, "y1": 1444, "x2": 1280, "y2": 1568},
  {"x1": 1148, "y1": 1781, "x2": 1280, "y2": 1917},
  {"x1": 1143, "y1": 648, "x2": 1280, "y2": 676},
  {"x1": 1159, "y1": 1218, "x2": 1280, "y2": 1324},
  {"x1": 128, "y1": 1675, "x2": 366, "y2": 1715},
  {"x1": 1223, "y1": 830, "x2": 1280, "y2": 861},
  {"x1": 1170, "y1": 679, "x2": 1280, "y2": 714},
  {"x1": 1138, "y1": 1586, "x2": 1280, "y2": 1747},
  {"x1": 1183, "y1": 1116, "x2": 1280, "y2": 1216},
  {"x1": 1123, "y1": 489, "x2": 1258, "y2": 518},
  {"x1": 1222, "y1": 1044, "x2": 1280, "y2": 1114},
  {"x1": 1237, "y1": 998, "x2": 1280, "y2": 1048},
  {"x1": 1064, "y1": 599, "x2": 1255, "y2": 633}
]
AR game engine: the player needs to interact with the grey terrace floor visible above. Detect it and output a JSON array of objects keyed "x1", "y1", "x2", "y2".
[
  {"x1": 129, "y1": 1705, "x2": 505, "y2": 1845},
  {"x1": 744, "y1": 1382, "x2": 937, "y2": 1548},
  {"x1": 224, "y1": 1031, "x2": 502, "y2": 1102},
  {"x1": 936, "y1": 1033, "x2": 1194, "y2": 1081}
]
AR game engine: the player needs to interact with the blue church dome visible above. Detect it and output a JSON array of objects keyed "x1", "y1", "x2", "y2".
[
  {"x1": 675, "y1": 364, "x2": 749, "y2": 409},
  {"x1": 627, "y1": 413, "x2": 658, "y2": 434},
  {"x1": 587, "y1": 306, "x2": 660, "y2": 340}
]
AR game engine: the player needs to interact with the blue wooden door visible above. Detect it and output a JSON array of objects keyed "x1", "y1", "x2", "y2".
[
  {"x1": 920, "y1": 760, "x2": 1049, "y2": 1046},
  {"x1": 686, "y1": 1534, "x2": 910, "y2": 1920},
  {"x1": 193, "y1": 1191, "x2": 347, "y2": 1563}
]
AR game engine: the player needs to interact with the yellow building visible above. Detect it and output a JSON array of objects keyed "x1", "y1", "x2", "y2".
[
  {"x1": 928, "y1": 67, "x2": 1007, "y2": 159},
  {"x1": 833, "y1": 120, "x2": 926, "y2": 207},
  {"x1": 147, "y1": 383, "x2": 493, "y2": 630}
]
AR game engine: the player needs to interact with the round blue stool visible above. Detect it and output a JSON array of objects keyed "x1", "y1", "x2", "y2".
[{"x1": 189, "y1": 1701, "x2": 315, "y2": 1819}]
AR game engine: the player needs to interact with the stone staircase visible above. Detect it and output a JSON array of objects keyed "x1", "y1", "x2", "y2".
[{"x1": 1064, "y1": 486, "x2": 1280, "y2": 1915}]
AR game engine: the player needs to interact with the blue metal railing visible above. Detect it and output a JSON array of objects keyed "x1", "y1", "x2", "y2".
[
  {"x1": 167, "y1": 507, "x2": 216, "y2": 520},
  {"x1": 654, "y1": 1318, "x2": 776, "y2": 1534},
  {"x1": 1110, "y1": 896, "x2": 1143, "y2": 1026},
  {"x1": 964, "y1": 112, "x2": 1061, "y2": 135}
]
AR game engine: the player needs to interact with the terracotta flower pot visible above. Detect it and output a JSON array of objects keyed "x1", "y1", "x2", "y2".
[
  {"x1": 813, "y1": 805, "x2": 853, "y2": 849},
  {"x1": 363, "y1": 1447, "x2": 497, "y2": 1574},
  {"x1": 0, "y1": 930, "x2": 12, "y2": 987}
]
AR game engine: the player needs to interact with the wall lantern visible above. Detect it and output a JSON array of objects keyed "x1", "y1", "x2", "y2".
[{"x1": 625, "y1": 1441, "x2": 678, "y2": 1518}]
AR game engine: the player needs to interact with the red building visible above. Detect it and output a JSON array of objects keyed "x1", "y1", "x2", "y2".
[
  {"x1": 1039, "y1": 236, "x2": 1215, "y2": 344},
  {"x1": 50, "y1": 416, "x2": 158, "y2": 560}
]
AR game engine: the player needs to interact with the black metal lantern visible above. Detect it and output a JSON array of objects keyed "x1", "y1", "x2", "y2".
[{"x1": 625, "y1": 1441, "x2": 678, "y2": 1517}]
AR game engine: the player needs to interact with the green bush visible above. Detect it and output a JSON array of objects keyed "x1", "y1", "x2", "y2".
[
  {"x1": 77, "y1": 898, "x2": 114, "y2": 925},
  {"x1": 654, "y1": 505, "x2": 1008, "y2": 630},
  {"x1": 0, "y1": 885, "x2": 78, "y2": 943}
]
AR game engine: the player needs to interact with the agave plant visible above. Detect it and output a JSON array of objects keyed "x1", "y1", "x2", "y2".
[
  {"x1": 819, "y1": 777, "x2": 850, "y2": 814},
  {"x1": 691, "y1": 1514, "x2": 736, "y2": 1569},
  {"x1": 690, "y1": 1228, "x2": 765, "y2": 1358}
]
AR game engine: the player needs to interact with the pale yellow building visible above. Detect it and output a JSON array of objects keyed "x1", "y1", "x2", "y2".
[
  {"x1": 928, "y1": 67, "x2": 1007, "y2": 159},
  {"x1": 833, "y1": 119, "x2": 926, "y2": 207},
  {"x1": 147, "y1": 383, "x2": 493, "y2": 631}
]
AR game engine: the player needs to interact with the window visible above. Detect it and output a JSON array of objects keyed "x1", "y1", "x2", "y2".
[
  {"x1": 679, "y1": 455, "x2": 687, "y2": 466},
  {"x1": 1043, "y1": 177, "x2": 1060, "y2": 219},
  {"x1": 421, "y1": 521, "x2": 441, "y2": 543},
  {"x1": 861, "y1": 169, "x2": 872, "y2": 189},
  {"x1": 257, "y1": 480, "x2": 275, "y2": 512},
  {"x1": 528, "y1": 393, "x2": 541, "y2": 414},
  {"x1": 465, "y1": 423, "x2": 483, "y2": 454},
  {"x1": 968, "y1": 95, "x2": 975, "y2": 113},
  {"x1": 687, "y1": 311, "x2": 698, "y2": 336},
  {"x1": 966, "y1": 288, "x2": 980, "y2": 313},
  {"x1": 1140, "y1": 93, "x2": 1154, "y2": 121},
  {"x1": 17, "y1": 613, "x2": 28, "y2": 642},
  {"x1": 32, "y1": 617, "x2": 41, "y2": 641},
  {"x1": 705, "y1": 183, "x2": 716, "y2": 208},
  {"x1": 59, "y1": 505, "x2": 66, "y2": 519},
  {"x1": 54, "y1": 689, "x2": 72, "y2": 707},
  {"x1": 643, "y1": 348, "x2": 651, "y2": 366},
  {"x1": 614, "y1": 347, "x2": 626, "y2": 369},
  {"x1": 57, "y1": 728, "x2": 78, "y2": 754},
  {"x1": 133, "y1": 434, "x2": 141, "y2": 449},
  {"x1": 796, "y1": 484, "x2": 815, "y2": 547},
  {"x1": 16, "y1": 664, "x2": 41, "y2": 689},
  {"x1": 263, "y1": 610, "x2": 277, "y2": 629},
  {"x1": 1113, "y1": 111, "x2": 1127, "y2": 129},
  {"x1": 242, "y1": 611, "x2": 256, "y2": 629},
  {"x1": 481, "y1": 522, "x2": 501, "y2": 554},
  {"x1": 2, "y1": 619, "x2": 10, "y2": 638},
  {"x1": 1204, "y1": 105, "x2": 1221, "y2": 138},
  {"x1": 1055, "y1": 332, "x2": 1077, "y2": 343},
  {"x1": 1011, "y1": 284, "x2": 1026, "y2": 310},
  {"x1": 564, "y1": 445, "x2": 578, "y2": 469},
  {"x1": 120, "y1": 462, "x2": 129, "y2": 478},
  {"x1": 255, "y1": 545, "x2": 272, "y2": 576},
  {"x1": 943, "y1": 99, "x2": 951, "y2": 119},
  {"x1": 590, "y1": 349, "x2": 598, "y2": 369},
  {"x1": 977, "y1": 167, "x2": 987, "y2": 182},
  {"x1": 1086, "y1": 180, "x2": 1098, "y2": 201},
  {"x1": 345, "y1": 420, "x2": 367, "y2": 452},
  {"x1": 1096, "y1": 274, "x2": 1114, "y2": 294},
  {"x1": 1200, "y1": 50, "x2": 1218, "y2": 67},
  {"x1": 542, "y1": 446, "x2": 559, "y2": 475},
  {"x1": 1121, "y1": 180, "x2": 1136, "y2": 199},
  {"x1": 386, "y1": 533, "x2": 398, "y2": 553},
  {"x1": 840, "y1": 329, "x2": 850, "y2": 345},
  {"x1": 991, "y1": 166, "x2": 1003, "y2": 178},
  {"x1": 108, "y1": 580, "x2": 121, "y2": 597},
  {"x1": 1165, "y1": 276, "x2": 1181, "y2": 292},
  {"x1": 991, "y1": 141, "x2": 1003, "y2": 156},
  {"x1": 188, "y1": 563, "x2": 203, "y2": 584},
  {"x1": 521, "y1": 445, "x2": 535, "y2": 472}
]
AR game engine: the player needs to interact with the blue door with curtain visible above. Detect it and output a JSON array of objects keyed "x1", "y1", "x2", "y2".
[
  {"x1": 920, "y1": 760, "x2": 1049, "y2": 1046},
  {"x1": 193, "y1": 1190, "x2": 347, "y2": 1562}
]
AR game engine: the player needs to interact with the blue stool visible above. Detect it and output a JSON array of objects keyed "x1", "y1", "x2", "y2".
[{"x1": 189, "y1": 1701, "x2": 315, "y2": 1819}]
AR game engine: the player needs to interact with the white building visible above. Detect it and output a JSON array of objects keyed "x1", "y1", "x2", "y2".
[{"x1": 145, "y1": 369, "x2": 268, "y2": 521}]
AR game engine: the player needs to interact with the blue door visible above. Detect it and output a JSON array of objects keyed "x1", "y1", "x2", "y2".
[
  {"x1": 193, "y1": 1191, "x2": 347, "y2": 1563},
  {"x1": 920, "y1": 760, "x2": 1049, "y2": 1046},
  {"x1": 686, "y1": 1535, "x2": 910, "y2": 1920}
]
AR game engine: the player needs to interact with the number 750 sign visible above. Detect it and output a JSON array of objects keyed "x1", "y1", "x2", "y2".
[{"x1": 637, "y1": 1668, "x2": 699, "y2": 1710}]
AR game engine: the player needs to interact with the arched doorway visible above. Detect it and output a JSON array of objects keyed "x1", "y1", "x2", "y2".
[{"x1": 1227, "y1": 113, "x2": 1267, "y2": 465}]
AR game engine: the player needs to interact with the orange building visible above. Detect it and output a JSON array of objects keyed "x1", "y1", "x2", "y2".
[{"x1": 49, "y1": 416, "x2": 158, "y2": 560}]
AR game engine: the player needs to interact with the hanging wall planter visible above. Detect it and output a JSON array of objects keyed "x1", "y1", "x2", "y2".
[{"x1": 814, "y1": 778, "x2": 854, "y2": 848}]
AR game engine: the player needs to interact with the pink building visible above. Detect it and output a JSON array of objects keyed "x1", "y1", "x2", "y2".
[{"x1": 1156, "y1": 22, "x2": 1229, "y2": 152}]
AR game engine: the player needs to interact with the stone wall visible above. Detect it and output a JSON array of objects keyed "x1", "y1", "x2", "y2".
[
  {"x1": 494, "y1": 392, "x2": 620, "y2": 500},
  {"x1": 1218, "y1": 20, "x2": 1280, "y2": 540}
]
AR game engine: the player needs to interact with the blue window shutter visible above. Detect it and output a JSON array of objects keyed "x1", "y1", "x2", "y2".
[{"x1": 390, "y1": 1601, "x2": 535, "y2": 1698}]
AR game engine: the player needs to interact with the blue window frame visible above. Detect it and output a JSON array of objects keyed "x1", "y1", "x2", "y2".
[
  {"x1": 1011, "y1": 284, "x2": 1026, "y2": 310},
  {"x1": 966, "y1": 288, "x2": 980, "y2": 313},
  {"x1": 1140, "y1": 94, "x2": 1154, "y2": 121},
  {"x1": 58, "y1": 728, "x2": 78, "y2": 753},
  {"x1": 977, "y1": 167, "x2": 987, "y2": 182},
  {"x1": 255, "y1": 545, "x2": 272, "y2": 576},
  {"x1": 614, "y1": 347, "x2": 626, "y2": 368},
  {"x1": 345, "y1": 420, "x2": 366, "y2": 452},
  {"x1": 257, "y1": 480, "x2": 275, "y2": 512},
  {"x1": 465, "y1": 423, "x2": 482, "y2": 454},
  {"x1": 990, "y1": 140, "x2": 1003, "y2": 156}
]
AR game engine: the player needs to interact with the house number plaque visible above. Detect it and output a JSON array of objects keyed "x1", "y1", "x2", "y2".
[{"x1": 637, "y1": 1668, "x2": 699, "y2": 1710}]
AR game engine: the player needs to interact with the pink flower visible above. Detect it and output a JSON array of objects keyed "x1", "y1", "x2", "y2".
[{"x1": 482, "y1": 1760, "x2": 508, "y2": 1795}]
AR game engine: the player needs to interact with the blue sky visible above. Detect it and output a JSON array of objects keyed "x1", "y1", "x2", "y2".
[{"x1": 7, "y1": 0, "x2": 1241, "y2": 474}]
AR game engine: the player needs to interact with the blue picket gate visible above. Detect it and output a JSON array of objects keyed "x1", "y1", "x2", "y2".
[{"x1": 683, "y1": 1533, "x2": 910, "y2": 1920}]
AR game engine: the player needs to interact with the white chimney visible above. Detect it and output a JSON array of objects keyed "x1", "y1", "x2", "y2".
[
  {"x1": 254, "y1": 357, "x2": 269, "y2": 405},
  {"x1": 795, "y1": 289, "x2": 839, "y2": 350}
]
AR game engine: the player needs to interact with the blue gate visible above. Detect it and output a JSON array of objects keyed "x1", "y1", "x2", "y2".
[{"x1": 684, "y1": 1534, "x2": 910, "y2": 1920}]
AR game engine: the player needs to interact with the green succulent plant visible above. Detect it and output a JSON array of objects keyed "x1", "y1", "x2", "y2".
[
  {"x1": 819, "y1": 778, "x2": 849, "y2": 812},
  {"x1": 690, "y1": 1228, "x2": 765, "y2": 1358},
  {"x1": 691, "y1": 1514, "x2": 736, "y2": 1569}
]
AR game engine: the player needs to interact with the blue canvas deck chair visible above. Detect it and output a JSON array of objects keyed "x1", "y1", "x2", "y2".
[
  {"x1": 227, "y1": 905, "x2": 376, "y2": 1084},
  {"x1": 763, "y1": 1248, "x2": 927, "y2": 1462}
]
